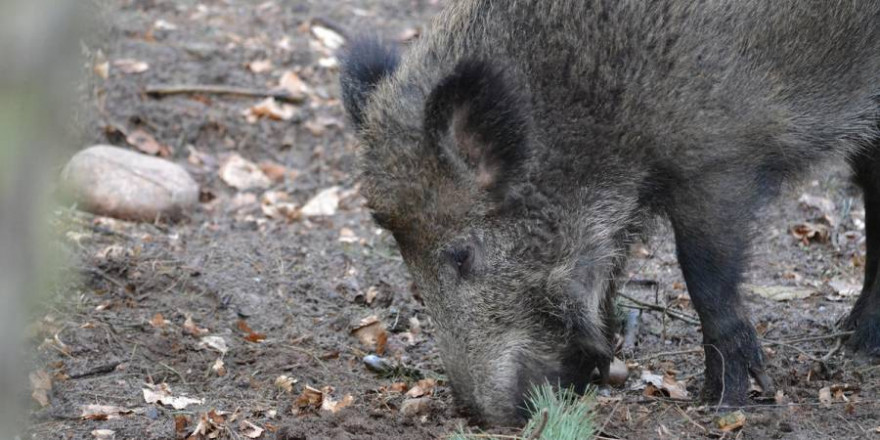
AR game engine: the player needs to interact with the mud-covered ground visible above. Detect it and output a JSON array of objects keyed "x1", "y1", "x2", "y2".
[{"x1": 23, "y1": 1, "x2": 880, "y2": 439}]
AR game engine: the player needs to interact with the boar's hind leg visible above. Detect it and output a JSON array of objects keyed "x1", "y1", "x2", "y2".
[
  {"x1": 846, "y1": 149, "x2": 880, "y2": 356},
  {"x1": 668, "y1": 185, "x2": 773, "y2": 405}
]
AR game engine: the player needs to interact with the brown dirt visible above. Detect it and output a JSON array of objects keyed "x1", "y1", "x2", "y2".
[{"x1": 24, "y1": 1, "x2": 880, "y2": 439}]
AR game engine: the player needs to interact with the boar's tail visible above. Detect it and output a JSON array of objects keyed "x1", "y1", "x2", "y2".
[{"x1": 339, "y1": 37, "x2": 400, "y2": 130}]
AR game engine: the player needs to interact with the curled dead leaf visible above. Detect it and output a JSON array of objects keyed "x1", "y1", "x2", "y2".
[
  {"x1": 126, "y1": 129, "x2": 171, "y2": 157},
  {"x1": 278, "y1": 71, "x2": 310, "y2": 100},
  {"x1": 322, "y1": 394, "x2": 354, "y2": 414},
  {"x1": 261, "y1": 191, "x2": 300, "y2": 222},
  {"x1": 275, "y1": 375, "x2": 296, "y2": 393},
  {"x1": 142, "y1": 383, "x2": 204, "y2": 410},
  {"x1": 640, "y1": 370, "x2": 689, "y2": 400},
  {"x1": 219, "y1": 154, "x2": 271, "y2": 190},
  {"x1": 183, "y1": 314, "x2": 209, "y2": 336},
  {"x1": 791, "y1": 222, "x2": 830, "y2": 245},
  {"x1": 311, "y1": 25, "x2": 345, "y2": 50},
  {"x1": 293, "y1": 385, "x2": 324, "y2": 413},
  {"x1": 198, "y1": 336, "x2": 228, "y2": 355},
  {"x1": 243, "y1": 98, "x2": 298, "y2": 123},
  {"x1": 212, "y1": 358, "x2": 226, "y2": 377},
  {"x1": 405, "y1": 379, "x2": 437, "y2": 398},
  {"x1": 351, "y1": 316, "x2": 387, "y2": 350},
  {"x1": 240, "y1": 420, "x2": 265, "y2": 438},
  {"x1": 301, "y1": 186, "x2": 341, "y2": 217}
]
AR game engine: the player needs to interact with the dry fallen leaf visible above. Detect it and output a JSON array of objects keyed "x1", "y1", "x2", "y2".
[
  {"x1": 640, "y1": 370, "x2": 689, "y2": 399},
  {"x1": 142, "y1": 383, "x2": 204, "y2": 410},
  {"x1": 275, "y1": 375, "x2": 296, "y2": 393},
  {"x1": 240, "y1": 420, "x2": 265, "y2": 438},
  {"x1": 278, "y1": 71, "x2": 310, "y2": 100},
  {"x1": 293, "y1": 385, "x2": 324, "y2": 413},
  {"x1": 113, "y1": 59, "x2": 149, "y2": 74},
  {"x1": 247, "y1": 59, "x2": 273, "y2": 74},
  {"x1": 29, "y1": 370, "x2": 52, "y2": 407},
  {"x1": 198, "y1": 336, "x2": 229, "y2": 355},
  {"x1": 828, "y1": 279, "x2": 860, "y2": 297},
  {"x1": 351, "y1": 315, "x2": 388, "y2": 350},
  {"x1": 219, "y1": 154, "x2": 272, "y2": 190},
  {"x1": 211, "y1": 358, "x2": 227, "y2": 377},
  {"x1": 311, "y1": 25, "x2": 345, "y2": 49},
  {"x1": 191, "y1": 410, "x2": 225, "y2": 439},
  {"x1": 791, "y1": 222, "x2": 830, "y2": 245},
  {"x1": 301, "y1": 186, "x2": 341, "y2": 217},
  {"x1": 243, "y1": 97, "x2": 298, "y2": 123},
  {"x1": 149, "y1": 313, "x2": 169, "y2": 329},
  {"x1": 715, "y1": 410, "x2": 746, "y2": 432},
  {"x1": 237, "y1": 320, "x2": 267, "y2": 343},
  {"x1": 81, "y1": 405, "x2": 132, "y2": 420},
  {"x1": 261, "y1": 191, "x2": 300, "y2": 222},
  {"x1": 126, "y1": 129, "x2": 171, "y2": 157},
  {"x1": 183, "y1": 314, "x2": 209, "y2": 336},
  {"x1": 91, "y1": 429, "x2": 115, "y2": 440},
  {"x1": 322, "y1": 394, "x2": 354, "y2": 414},
  {"x1": 259, "y1": 161, "x2": 290, "y2": 183},
  {"x1": 405, "y1": 379, "x2": 437, "y2": 398}
]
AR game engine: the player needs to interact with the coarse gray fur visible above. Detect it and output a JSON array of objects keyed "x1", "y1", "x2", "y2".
[{"x1": 342, "y1": 0, "x2": 880, "y2": 424}]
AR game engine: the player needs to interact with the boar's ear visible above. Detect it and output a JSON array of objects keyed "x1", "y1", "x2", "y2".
[
  {"x1": 340, "y1": 37, "x2": 400, "y2": 130},
  {"x1": 424, "y1": 60, "x2": 529, "y2": 197}
]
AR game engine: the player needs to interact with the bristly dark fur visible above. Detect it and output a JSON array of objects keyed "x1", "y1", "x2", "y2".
[
  {"x1": 342, "y1": 0, "x2": 880, "y2": 426},
  {"x1": 423, "y1": 59, "x2": 530, "y2": 195},
  {"x1": 339, "y1": 37, "x2": 399, "y2": 129}
]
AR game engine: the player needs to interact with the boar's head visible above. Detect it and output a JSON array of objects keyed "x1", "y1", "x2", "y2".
[{"x1": 341, "y1": 39, "x2": 619, "y2": 424}]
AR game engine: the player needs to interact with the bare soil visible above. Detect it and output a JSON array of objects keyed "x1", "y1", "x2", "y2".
[{"x1": 24, "y1": 1, "x2": 880, "y2": 439}]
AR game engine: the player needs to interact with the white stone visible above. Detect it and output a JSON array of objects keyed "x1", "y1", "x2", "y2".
[{"x1": 61, "y1": 145, "x2": 199, "y2": 222}]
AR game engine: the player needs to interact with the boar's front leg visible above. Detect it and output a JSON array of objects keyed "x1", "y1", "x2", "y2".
[
  {"x1": 667, "y1": 181, "x2": 773, "y2": 405},
  {"x1": 847, "y1": 149, "x2": 880, "y2": 356}
]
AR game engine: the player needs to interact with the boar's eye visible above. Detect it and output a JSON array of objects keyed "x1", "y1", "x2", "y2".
[{"x1": 445, "y1": 245, "x2": 474, "y2": 279}]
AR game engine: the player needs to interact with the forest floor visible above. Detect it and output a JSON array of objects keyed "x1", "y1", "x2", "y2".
[{"x1": 23, "y1": 0, "x2": 880, "y2": 439}]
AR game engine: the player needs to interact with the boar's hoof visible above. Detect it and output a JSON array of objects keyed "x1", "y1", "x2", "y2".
[
  {"x1": 701, "y1": 331, "x2": 774, "y2": 405},
  {"x1": 845, "y1": 310, "x2": 880, "y2": 357}
]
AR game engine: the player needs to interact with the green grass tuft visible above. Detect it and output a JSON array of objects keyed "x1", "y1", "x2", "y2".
[{"x1": 449, "y1": 383, "x2": 596, "y2": 440}]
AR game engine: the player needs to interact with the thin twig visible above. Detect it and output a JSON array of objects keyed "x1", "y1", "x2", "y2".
[
  {"x1": 820, "y1": 337, "x2": 845, "y2": 361},
  {"x1": 598, "y1": 398, "x2": 622, "y2": 436},
  {"x1": 525, "y1": 408, "x2": 549, "y2": 440},
  {"x1": 619, "y1": 292, "x2": 701, "y2": 325},
  {"x1": 762, "y1": 339, "x2": 822, "y2": 362},
  {"x1": 770, "y1": 331, "x2": 853, "y2": 345},
  {"x1": 158, "y1": 361, "x2": 187, "y2": 385},
  {"x1": 634, "y1": 348, "x2": 703, "y2": 363},
  {"x1": 145, "y1": 84, "x2": 306, "y2": 104},
  {"x1": 675, "y1": 404, "x2": 707, "y2": 432}
]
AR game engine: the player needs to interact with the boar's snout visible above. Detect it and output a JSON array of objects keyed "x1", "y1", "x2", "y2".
[{"x1": 440, "y1": 331, "x2": 602, "y2": 426}]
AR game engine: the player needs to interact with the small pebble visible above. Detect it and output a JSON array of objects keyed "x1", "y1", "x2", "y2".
[{"x1": 363, "y1": 355, "x2": 392, "y2": 373}]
